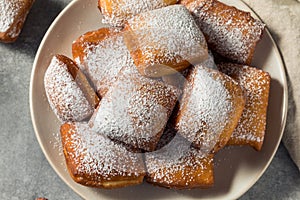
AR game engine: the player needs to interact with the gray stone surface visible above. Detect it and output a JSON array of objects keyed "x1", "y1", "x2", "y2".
[{"x1": 0, "y1": 0, "x2": 299, "y2": 199}]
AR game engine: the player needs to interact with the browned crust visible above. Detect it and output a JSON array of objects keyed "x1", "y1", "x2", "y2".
[
  {"x1": 146, "y1": 154, "x2": 214, "y2": 189},
  {"x1": 60, "y1": 123, "x2": 146, "y2": 189},
  {"x1": 123, "y1": 17, "x2": 205, "y2": 78},
  {"x1": 212, "y1": 72, "x2": 245, "y2": 153},
  {"x1": 218, "y1": 63, "x2": 271, "y2": 151},
  {"x1": 54, "y1": 54, "x2": 100, "y2": 109},
  {"x1": 72, "y1": 27, "x2": 119, "y2": 65},
  {"x1": 0, "y1": 0, "x2": 35, "y2": 43},
  {"x1": 98, "y1": 0, "x2": 179, "y2": 27},
  {"x1": 181, "y1": 0, "x2": 265, "y2": 65},
  {"x1": 175, "y1": 66, "x2": 245, "y2": 153}
]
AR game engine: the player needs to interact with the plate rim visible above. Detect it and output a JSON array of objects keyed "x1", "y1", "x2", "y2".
[{"x1": 29, "y1": 0, "x2": 289, "y2": 199}]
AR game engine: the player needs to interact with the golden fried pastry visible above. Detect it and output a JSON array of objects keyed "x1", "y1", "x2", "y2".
[
  {"x1": 0, "y1": 0, "x2": 34, "y2": 42},
  {"x1": 44, "y1": 55, "x2": 99, "y2": 122},
  {"x1": 61, "y1": 122, "x2": 145, "y2": 188},
  {"x1": 98, "y1": 0, "x2": 178, "y2": 27},
  {"x1": 72, "y1": 27, "x2": 134, "y2": 97},
  {"x1": 146, "y1": 134, "x2": 214, "y2": 189},
  {"x1": 218, "y1": 63, "x2": 271, "y2": 151},
  {"x1": 181, "y1": 0, "x2": 265, "y2": 65},
  {"x1": 124, "y1": 5, "x2": 208, "y2": 77},
  {"x1": 175, "y1": 65, "x2": 245, "y2": 153},
  {"x1": 89, "y1": 65, "x2": 181, "y2": 151}
]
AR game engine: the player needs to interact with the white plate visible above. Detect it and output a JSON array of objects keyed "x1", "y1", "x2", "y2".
[{"x1": 30, "y1": 0, "x2": 288, "y2": 199}]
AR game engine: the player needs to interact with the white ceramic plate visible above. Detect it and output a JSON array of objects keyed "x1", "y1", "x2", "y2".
[{"x1": 30, "y1": 0, "x2": 288, "y2": 199}]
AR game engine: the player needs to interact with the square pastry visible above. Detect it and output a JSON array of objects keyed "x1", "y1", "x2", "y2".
[
  {"x1": 61, "y1": 122, "x2": 146, "y2": 188},
  {"x1": 146, "y1": 134, "x2": 214, "y2": 189},
  {"x1": 124, "y1": 5, "x2": 208, "y2": 77},
  {"x1": 44, "y1": 55, "x2": 99, "y2": 122},
  {"x1": 181, "y1": 0, "x2": 265, "y2": 65},
  {"x1": 218, "y1": 63, "x2": 271, "y2": 151},
  {"x1": 175, "y1": 64, "x2": 245, "y2": 153},
  {"x1": 72, "y1": 27, "x2": 133, "y2": 98},
  {"x1": 89, "y1": 66, "x2": 181, "y2": 151}
]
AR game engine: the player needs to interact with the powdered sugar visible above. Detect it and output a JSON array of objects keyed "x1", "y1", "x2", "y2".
[
  {"x1": 0, "y1": 0, "x2": 21, "y2": 32},
  {"x1": 126, "y1": 5, "x2": 208, "y2": 68},
  {"x1": 218, "y1": 63, "x2": 270, "y2": 148},
  {"x1": 100, "y1": 0, "x2": 178, "y2": 26},
  {"x1": 184, "y1": 0, "x2": 265, "y2": 64},
  {"x1": 90, "y1": 66, "x2": 181, "y2": 151},
  {"x1": 79, "y1": 31, "x2": 134, "y2": 97},
  {"x1": 63, "y1": 122, "x2": 145, "y2": 178},
  {"x1": 176, "y1": 65, "x2": 239, "y2": 154},
  {"x1": 145, "y1": 134, "x2": 213, "y2": 186},
  {"x1": 44, "y1": 56, "x2": 94, "y2": 122}
]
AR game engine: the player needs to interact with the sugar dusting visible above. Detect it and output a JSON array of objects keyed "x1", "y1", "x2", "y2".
[
  {"x1": 146, "y1": 134, "x2": 213, "y2": 185},
  {"x1": 63, "y1": 122, "x2": 145, "y2": 178},
  {"x1": 100, "y1": 0, "x2": 178, "y2": 26},
  {"x1": 44, "y1": 56, "x2": 94, "y2": 122},
  {"x1": 81, "y1": 32, "x2": 134, "y2": 96},
  {"x1": 127, "y1": 5, "x2": 208, "y2": 67},
  {"x1": 218, "y1": 63, "x2": 270, "y2": 145},
  {"x1": 90, "y1": 66, "x2": 181, "y2": 151},
  {"x1": 184, "y1": 0, "x2": 265, "y2": 64},
  {"x1": 51, "y1": 132, "x2": 63, "y2": 157},
  {"x1": 176, "y1": 65, "x2": 237, "y2": 153},
  {"x1": 0, "y1": 0, "x2": 23, "y2": 32}
]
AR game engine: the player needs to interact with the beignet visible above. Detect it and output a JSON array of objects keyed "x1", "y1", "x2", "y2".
[
  {"x1": 175, "y1": 64, "x2": 245, "y2": 153},
  {"x1": 146, "y1": 134, "x2": 214, "y2": 189},
  {"x1": 61, "y1": 122, "x2": 145, "y2": 188},
  {"x1": 89, "y1": 66, "x2": 181, "y2": 151},
  {"x1": 0, "y1": 0, "x2": 34, "y2": 42},
  {"x1": 124, "y1": 5, "x2": 208, "y2": 77},
  {"x1": 98, "y1": 0, "x2": 178, "y2": 27},
  {"x1": 44, "y1": 55, "x2": 99, "y2": 122},
  {"x1": 181, "y1": 0, "x2": 265, "y2": 65},
  {"x1": 218, "y1": 63, "x2": 271, "y2": 151},
  {"x1": 72, "y1": 27, "x2": 133, "y2": 97}
]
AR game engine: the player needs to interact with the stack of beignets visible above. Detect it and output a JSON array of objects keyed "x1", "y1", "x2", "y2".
[
  {"x1": 43, "y1": 0, "x2": 270, "y2": 191},
  {"x1": 0, "y1": 0, "x2": 35, "y2": 42}
]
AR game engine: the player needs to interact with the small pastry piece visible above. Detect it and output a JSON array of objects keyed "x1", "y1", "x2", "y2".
[
  {"x1": 0, "y1": 0, "x2": 35, "y2": 42},
  {"x1": 124, "y1": 5, "x2": 208, "y2": 77},
  {"x1": 181, "y1": 0, "x2": 265, "y2": 65},
  {"x1": 72, "y1": 27, "x2": 134, "y2": 98},
  {"x1": 89, "y1": 66, "x2": 181, "y2": 151},
  {"x1": 218, "y1": 63, "x2": 271, "y2": 151},
  {"x1": 175, "y1": 64, "x2": 245, "y2": 153},
  {"x1": 61, "y1": 122, "x2": 145, "y2": 188},
  {"x1": 98, "y1": 0, "x2": 178, "y2": 27},
  {"x1": 44, "y1": 55, "x2": 99, "y2": 122},
  {"x1": 146, "y1": 134, "x2": 214, "y2": 189}
]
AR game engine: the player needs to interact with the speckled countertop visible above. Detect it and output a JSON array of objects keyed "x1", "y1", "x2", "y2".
[{"x1": 0, "y1": 0, "x2": 299, "y2": 199}]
